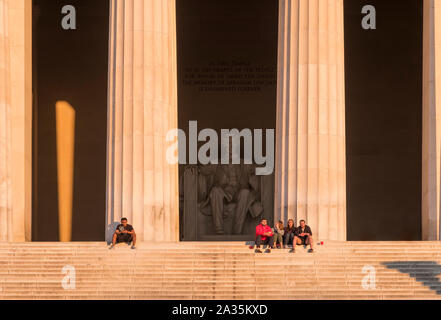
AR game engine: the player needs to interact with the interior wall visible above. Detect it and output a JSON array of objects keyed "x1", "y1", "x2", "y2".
[
  {"x1": 176, "y1": 0, "x2": 278, "y2": 240},
  {"x1": 344, "y1": 0, "x2": 423, "y2": 240},
  {"x1": 32, "y1": 0, "x2": 109, "y2": 241}
]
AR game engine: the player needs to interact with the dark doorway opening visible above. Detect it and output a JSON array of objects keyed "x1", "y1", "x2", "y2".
[
  {"x1": 344, "y1": 0, "x2": 423, "y2": 240},
  {"x1": 176, "y1": 0, "x2": 278, "y2": 241},
  {"x1": 32, "y1": 0, "x2": 109, "y2": 241}
]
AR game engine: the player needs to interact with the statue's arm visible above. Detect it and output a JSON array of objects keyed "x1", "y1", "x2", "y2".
[{"x1": 248, "y1": 174, "x2": 260, "y2": 193}]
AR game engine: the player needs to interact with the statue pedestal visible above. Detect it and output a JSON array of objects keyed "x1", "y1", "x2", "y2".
[{"x1": 197, "y1": 235, "x2": 254, "y2": 242}]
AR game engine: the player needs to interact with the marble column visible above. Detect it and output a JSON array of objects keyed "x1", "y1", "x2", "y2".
[
  {"x1": 275, "y1": 0, "x2": 346, "y2": 240},
  {"x1": 422, "y1": 0, "x2": 441, "y2": 240},
  {"x1": 0, "y1": 0, "x2": 30, "y2": 242},
  {"x1": 107, "y1": 0, "x2": 179, "y2": 242},
  {"x1": 0, "y1": 0, "x2": 12, "y2": 241}
]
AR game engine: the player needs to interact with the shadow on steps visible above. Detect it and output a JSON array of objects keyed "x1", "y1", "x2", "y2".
[{"x1": 383, "y1": 261, "x2": 441, "y2": 295}]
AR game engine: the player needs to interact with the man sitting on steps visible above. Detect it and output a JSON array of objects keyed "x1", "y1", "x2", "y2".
[
  {"x1": 290, "y1": 219, "x2": 314, "y2": 253},
  {"x1": 109, "y1": 218, "x2": 136, "y2": 250},
  {"x1": 254, "y1": 218, "x2": 274, "y2": 253}
]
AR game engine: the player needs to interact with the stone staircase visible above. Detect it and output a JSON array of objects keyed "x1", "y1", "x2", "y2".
[{"x1": 1, "y1": 241, "x2": 441, "y2": 299}]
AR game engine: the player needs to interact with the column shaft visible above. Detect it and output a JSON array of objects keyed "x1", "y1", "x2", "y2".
[
  {"x1": 0, "y1": 0, "x2": 12, "y2": 241},
  {"x1": 107, "y1": 0, "x2": 179, "y2": 242},
  {"x1": 422, "y1": 0, "x2": 441, "y2": 240},
  {"x1": 0, "y1": 0, "x2": 30, "y2": 242},
  {"x1": 275, "y1": 0, "x2": 346, "y2": 240}
]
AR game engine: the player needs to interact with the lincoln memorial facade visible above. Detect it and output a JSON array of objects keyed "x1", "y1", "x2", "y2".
[{"x1": 0, "y1": 0, "x2": 440, "y2": 243}]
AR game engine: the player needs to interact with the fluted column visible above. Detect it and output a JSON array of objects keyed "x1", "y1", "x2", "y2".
[
  {"x1": 275, "y1": 0, "x2": 346, "y2": 241},
  {"x1": 107, "y1": 0, "x2": 179, "y2": 242},
  {"x1": 0, "y1": 0, "x2": 12, "y2": 241},
  {"x1": 422, "y1": 0, "x2": 441, "y2": 240},
  {"x1": 0, "y1": 0, "x2": 30, "y2": 242}
]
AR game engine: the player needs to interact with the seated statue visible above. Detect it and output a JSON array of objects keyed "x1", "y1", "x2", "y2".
[{"x1": 184, "y1": 162, "x2": 264, "y2": 235}]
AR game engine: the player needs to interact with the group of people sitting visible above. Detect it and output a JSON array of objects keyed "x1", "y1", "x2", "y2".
[
  {"x1": 254, "y1": 218, "x2": 314, "y2": 254},
  {"x1": 108, "y1": 217, "x2": 313, "y2": 254}
]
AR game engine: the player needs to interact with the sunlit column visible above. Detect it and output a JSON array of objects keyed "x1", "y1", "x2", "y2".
[
  {"x1": 422, "y1": 0, "x2": 441, "y2": 240},
  {"x1": 275, "y1": 0, "x2": 346, "y2": 241},
  {"x1": 107, "y1": 0, "x2": 179, "y2": 242},
  {"x1": 0, "y1": 0, "x2": 30, "y2": 242},
  {"x1": 0, "y1": 0, "x2": 12, "y2": 241}
]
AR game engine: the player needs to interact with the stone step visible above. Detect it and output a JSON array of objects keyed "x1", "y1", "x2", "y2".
[
  {"x1": 2, "y1": 247, "x2": 441, "y2": 251},
  {"x1": 0, "y1": 276, "x2": 422, "y2": 283},
  {"x1": 1, "y1": 254, "x2": 436, "y2": 259},
  {"x1": 0, "y1": 287, "x2": 434, "y2": 293},
  {"x1": 9, "y1": 252, "x2": 413, "y2": 256},
  {"x1": 0, "y1": 242, "x2": 440, "y2": 299},
  {"x1": 3, "y1": 281, "x2": 409, "y2": 288},
  {"x1": 0, "y1": 248, "x2": 438, "y2": 252}
]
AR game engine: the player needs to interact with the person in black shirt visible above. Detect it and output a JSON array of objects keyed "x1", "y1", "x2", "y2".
[
  {"x1": 283, "y1": 219, "x2": 296, "y2": 248},
  {"x1": 109, "y1": 218, "x2": 136, "y2": 249},
  {"x1": 290, "y1": 220, "x2": 314, "y2": 253}
]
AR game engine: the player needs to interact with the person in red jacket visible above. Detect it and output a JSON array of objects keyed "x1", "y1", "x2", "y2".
[{"x1": 254, "y1": 218, "x2": 274, "y2": 253}]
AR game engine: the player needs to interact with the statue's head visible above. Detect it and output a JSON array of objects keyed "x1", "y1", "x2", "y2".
[{"x1": 221, "y1": 136, "x2": 241, "y2": 164}]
